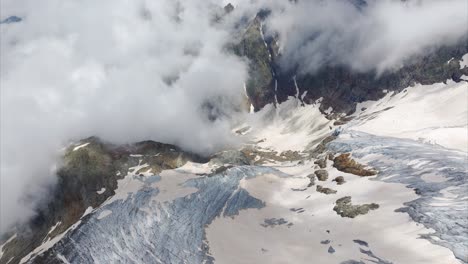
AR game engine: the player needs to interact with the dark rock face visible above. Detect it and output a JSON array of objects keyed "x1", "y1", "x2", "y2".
[
  {"x1": 333, "y1": 176, "x2": 346, "y2": 185},
  {"x1": 287, "y1": 42, "x2": 468, "y2": 114},
  {"x1": 314, "y1": 158, "x2": 327, "y2": 169},
  {"x1": 353, "y1": 239, "x2": 369, "y2": 247},
  {"x1": 333, "y1": 196, "x2": 379, "y2": 218},
  {"x1": 315, "y1": 170, "x2": 329, "y2": 181},
  {"x1": 307, "y1": 174, "x2": 316, "y2": 187},
  {"x1": 209, "y1": 150, "x2": 251, "y2": 166},
  {"x1": 333, "y1": 153, "x2": 377, "y2": 176},
  {"x1": 0, "y1": 16, "x2": 22, "y2": 24},
  {"x1": 224, "y1": 3, "x2": 234, "y2": 14},
  {"x1": 0, "y1": 138, "x2": 203, "y2": 264},
  {"x1": 231, "y1": 15, "x2": 276, "y2": 110},
  {"x1": 316, "y1": 185, "x2": 337, "y2": 195},
  {"x1": 310, "y1": 135, "x2": 338, "y2": 157}
]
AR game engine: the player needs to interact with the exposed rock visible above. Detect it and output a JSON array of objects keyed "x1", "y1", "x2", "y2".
[
  {"x1": 291, "y1": 187, "x2": 307, "y2": 192},
  {"x1": 333, "y1": 176, "x2": 346, "y2": 185},
  {"x1": 241, "y1": 147, "x2": 303, "y2": 165},
  {"x1": 290, "y1": 208, "x2": 305, "y2": 213},
  {"x1": 333, "y1": 153, "x2": 377, "y2": 176},
  {"x1": 307, "y1": 174, "x2": 316, "y2": 187},
  {"x1": 316, "y1": 185, "x2": 337, "y2": 195},
  {"x1": 321, "y1": 240, "x2": 331, "y2": 245},
  {"x1": 315, "y1": 170, "x2": 329, "y2": 181},
  {"x1": 210, "y1": 150, "x2": 251, "y2": 166},
  {"x1": 327, "y1": 153, "x2": 335, "y2": 161},
  {"x1": 261, "y1": 218, "x2": 289, "y2": 228},
  {"x1": 353, "y1": 239, "x2": 369, "y2": 247},
  {"x1": 310, "y1": 135, "x2": 337, "y2": 157},
  {"x1": 333, "y1": 116, "x2": 354, "y2": 126},
  {"x1": 230, "y1": 10, "x2": 468, "y2": 115},
  {"x1": 328, "y1": 246, "x2": 336, "y2": 254},
  {"x1": 205, "y1": 165, "x2": 234, "y2": 177},
  {"x1": 234, "y1": 126, "x2": 251, "y2": 135},
  {"x1": 0, "y1": 15, "x2": 22, "y2": 24},
  {"x1": 245, "y1": 35, "x2": 468, "y2": 115},
  {"x1": 333, "y1": 196, "x2": 379, "y2": 218},
  {"x1": 314, "y1": 158, "x2": 327, "y2": 168},
  {"x1": 231, "y1": 15, "x2": 276, "y2": 111},
  {"x1": 224, "y1": 3, "x2": 234, "y2": 13}
]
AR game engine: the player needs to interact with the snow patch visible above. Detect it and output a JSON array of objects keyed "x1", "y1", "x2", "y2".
[
  {"x1": 43, "y1": 221, "x2": 62, "y2": 242},
  {"x1": 56, "y1": 254, "x2": 71, "y2": 264},
  {"x1": 97, "y1": 210, "x2": 112, "y2": 220},
  {"x1": 72, "y1": 142, "x2": 90, "y2": 151}
]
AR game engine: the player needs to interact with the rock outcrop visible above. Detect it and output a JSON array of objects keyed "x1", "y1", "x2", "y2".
[
  {"x1": 314, "y1": 158, "x2": 327, "y2": 169},
  {"x1": 316, "y1": 185, "x2": 337, "y2": 195},
  {"x1": 307, "y1": 174, "x2": 316, "y2": 187},
  {"x1": 333, "y1": 196, "x2": 379, "y2": 218},
  {"x1": 333, "y1": 176, "x2": 346, "y2": 185},
  {"x1": 315, "y1": 170, "x2": 329, "y2": 181},
  {"x1": 333, "y1": 153, "x2": 377, "y2": 176}
]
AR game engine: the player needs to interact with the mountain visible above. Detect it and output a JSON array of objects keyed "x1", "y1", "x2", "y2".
[
  {"x1": 234, "y1": 12, "x2": 468, "y2": 114},
  {"x1": 1, "y1": 4, "x2": 467, "y2": 264}
]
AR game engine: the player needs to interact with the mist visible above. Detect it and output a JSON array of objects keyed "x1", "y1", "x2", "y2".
[
  {"x1": 0, "y1": 0, "x2": 248, "y2": 234},
  {"x1": 265, "y1": 0, "x2": 468, "y2": 74}
]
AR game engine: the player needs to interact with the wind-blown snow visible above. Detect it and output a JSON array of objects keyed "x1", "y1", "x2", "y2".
[{"x1": 243, "y1": 98, "x2": 334, "y2": 152}]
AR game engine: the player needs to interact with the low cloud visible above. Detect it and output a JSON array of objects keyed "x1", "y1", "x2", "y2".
[
  {"x1": 0, "y1": 0, "x2": 247, "y2": 234},
  {"x1": 265, "y1": 0, "x2": 468, "y2": 74}
]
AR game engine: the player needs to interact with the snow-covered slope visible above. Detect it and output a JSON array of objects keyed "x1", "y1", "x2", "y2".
[
  {"x1": 2, "y1": 82, "x2": 467, "y2": 264},
  {"x1": 351, "y1": 80, "x2": 467, "y2": 151}
]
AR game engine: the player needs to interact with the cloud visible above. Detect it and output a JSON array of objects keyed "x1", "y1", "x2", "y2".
[
  {"x1": 265, "y1": 0, "x2": 468, "y2": 74},
  {"x1": 0, "y1": 0, "x2": 248, "y2": 234}
]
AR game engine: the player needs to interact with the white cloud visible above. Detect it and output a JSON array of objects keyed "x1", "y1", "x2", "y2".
[
  {"x1": 0, "y1": 0, "x2": 248, "y2": 234},
  {"x1": 265, "y1": 0, "x2": 468, "y2": 74}
]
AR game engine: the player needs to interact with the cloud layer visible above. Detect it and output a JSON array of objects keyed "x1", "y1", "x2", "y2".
[
  {"x1": 0, "y1": 0, "x2": 247, "y2": 234},
  {"x1": 265, "y1": 0, "x2": 468, "y2": 74}
]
